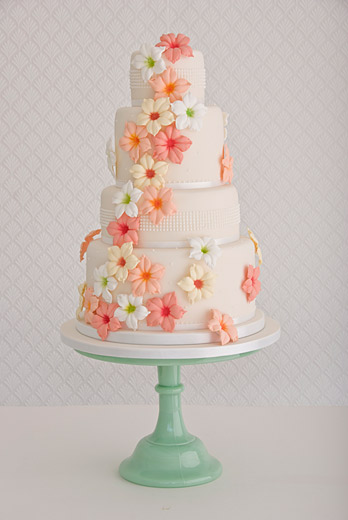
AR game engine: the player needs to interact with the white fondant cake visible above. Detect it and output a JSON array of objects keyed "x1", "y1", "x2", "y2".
[{"x1": 75, "y1": 33, "x2": 264, "y2": 347}]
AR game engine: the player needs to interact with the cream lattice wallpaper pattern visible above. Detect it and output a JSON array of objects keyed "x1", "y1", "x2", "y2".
[{"x1": 1, "y1": 0, "x2": 348, "y2": 405}]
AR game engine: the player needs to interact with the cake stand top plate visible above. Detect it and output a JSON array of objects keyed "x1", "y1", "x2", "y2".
[{"x1": 60, "y1": 316, "x2": 280, "y2": 366}]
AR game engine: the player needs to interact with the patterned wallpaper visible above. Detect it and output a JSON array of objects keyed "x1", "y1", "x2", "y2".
[{"x1": 1, "y1": 0, "x2": 348, "y2": 406}]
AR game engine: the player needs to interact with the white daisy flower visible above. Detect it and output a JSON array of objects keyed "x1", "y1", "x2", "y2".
[
  {"x1": 105, "y1": 137, "x2": 116, "y2": 178},
  {"x1": 136, "y1": 97, "x2": 174, "y2": 136},
  {"x1": 93, "y1": 263, "x2": 118, "y2": 303},
  {"x1": 115, "y1": 293, "x2": 150, "y2": 330},
  {"x1": 131, "y1": 43, "x2": 166, "y2": 82},
  {"x1": 177, "y1": 264, "x2": 216, "y2": 304},
  {"x1": 112, "y1": 180, "x2": 142, "y2": 219},
  {"x1": 130, "y1": 153, "x2": 168, "y2": 190},
  {"x1": 189, "y1": 237, "x2": 222, "y2": 269},
  {"x1": 171, "y1": 92, "x2": 207, "y2": 131},
  {"x1": 107, "y1": 243, "x2": 140, "y2": 283}
]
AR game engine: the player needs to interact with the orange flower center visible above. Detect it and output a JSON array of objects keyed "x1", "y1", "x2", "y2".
[
  {"x1": 130, "y1": 133, "x2": 140, "y2": 146},
  {"x1": 118, "y1": 257, "x2": 126, "y2": 267},
  {"x1": 194, "y1": 279, "x2": 203, "y2": 289},
  {"x1": 150, "y1": 111, "x2": 160, "y2": 120},
  {"x1": 165, "y1": 82, "x2": 175, "y2": 94},
  {"x1": 151, "y1": 197, "x2": 163, "y2": 210},
  {"x1": 141, "y1": 270, "x2": 152, "y2": 281},
  {"x1": 103, "y1": 315, "x2": 110, "y2": 324},
  {"x1": 145, "y1": 168, "x2": 156, "y2": 179},
  {"x1": 220, "y1": 320, "x2": 227, "y2": 332}
]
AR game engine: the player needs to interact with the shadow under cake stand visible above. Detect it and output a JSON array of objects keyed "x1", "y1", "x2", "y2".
[{"x1": 60, "y1": 313, "x2": 280, "y2": 488}]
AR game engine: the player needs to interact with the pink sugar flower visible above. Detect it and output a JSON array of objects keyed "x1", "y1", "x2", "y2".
[
  {"x1": 84, "y1": 287, "x2": 99, "y2": 324},
  {"x1": 107, "y1": 214, "x2": 140, "y2": 247},
  {"x1": 128, "y1": 255, "x2": 165, "y2": 296},
  {"x1": 153, "y1": 124, "x2": 192, "y2": 164},
  {"x1": 91, "y1": 301, "x2": 121, "y2": 341},
  {"x1": 119, "y1": 121, "x2": 151, "y2": 163},
  {"x1": 147, "y1": 292, "x2": 186, "y2": 333},
  {"x1": 221, "y1": 144, "x2": 233, "y2": 183},
  {"x1": 242, "y1": 265, "x2": 261, "y2": 302},
  {"x1": 148, "y1": 67, "x2": 191, "y2": 103},
  {"x1": 208, "y1": 309, "x2": 238, "y2": 345},
  {"x1": 155, "y1": 33, "x2": 194, "y2": 64},
  {"x1": 138, "y1": 186, "x2": 177, "y2": 225}
]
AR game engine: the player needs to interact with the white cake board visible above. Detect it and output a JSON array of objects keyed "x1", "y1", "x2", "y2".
[{"x1": 60, "y1": 315, "x2": 280, "y2": 362}]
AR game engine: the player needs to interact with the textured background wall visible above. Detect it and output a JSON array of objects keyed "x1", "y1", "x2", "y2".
[{"x1": 1, "y1": 0, "x2": 348, "y2": 406}]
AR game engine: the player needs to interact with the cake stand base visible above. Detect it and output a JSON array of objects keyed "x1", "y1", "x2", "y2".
[{"x1": 119, "y1": 365, "x2": 222, "y2": 488}]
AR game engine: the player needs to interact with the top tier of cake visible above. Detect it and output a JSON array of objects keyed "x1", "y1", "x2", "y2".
[{"x1": 130, "y1": 50, "x2": 205, "y2": 107}]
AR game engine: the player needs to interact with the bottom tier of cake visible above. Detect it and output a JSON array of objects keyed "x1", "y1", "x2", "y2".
[{"x1": 82, "y1": 236, "x2": 257, "y2": 337}]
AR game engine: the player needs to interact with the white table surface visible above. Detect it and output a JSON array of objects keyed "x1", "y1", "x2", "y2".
[{"x1": 1, "y1": 405, "x2": 347, "y2": 520}]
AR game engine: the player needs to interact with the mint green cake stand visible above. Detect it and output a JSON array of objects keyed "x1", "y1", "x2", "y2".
[{"x1": 60, "y1": 316, "x2": 280, "y2": 488}]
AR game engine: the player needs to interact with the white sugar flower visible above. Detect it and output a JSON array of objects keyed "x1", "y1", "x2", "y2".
[
  {"x1": 171, "y1": 92, "x2": 207, "y2": 131},
  {"x1": 247, "y1": 228, "x2": 263, "y2": 265},
  {"x1": 130, "y1": 153, "x2": 168, "y2": 190},
  {"x1": 132, "y1": 43, "x2": 166, "y2": 82},
  {"x1": 94, "y1": 263, "x2": 118, "y2": 303},
  {"x1": 136, "y1": 97, "x2": 174, "y2": 136},
  {"x1": 189, "y1": 237, "x2": 222, "y2": 269},
  {"x1": 105, "y1": 137, "x2": 116, "y2": 178},
  {"x1": 178, "y1": 264, "x2": 216, "y2": 304},
  {"x1": 112, "y1": 180, "x2": 142, "y2": 218},
  {"x1": 76, "y1": 282, "x2": 87, "y2": 320},
  {"x1": 222, "y1": 112, "x2": 229, "y2": 141},
  {"x1": 115, "y1": 293, "x2": 150, "y2": 330},
  {"x1": 107, "y1": 243, "x2": 140, "y2": 283}
]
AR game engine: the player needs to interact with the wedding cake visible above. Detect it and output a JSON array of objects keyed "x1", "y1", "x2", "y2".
[{"x1": 75, "y1": 33, "x2": 264, "y2": 346}]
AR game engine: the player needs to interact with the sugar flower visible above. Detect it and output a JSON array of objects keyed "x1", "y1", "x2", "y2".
[
  {"x1": 148, "y1": 67, "x2": 191, "y2": 103},
  {"x1": 128, "y1": 255, "x2": 165, "y2": 296},
  {"x1": 107, "y1": 214, "x2": 140, "y2": 247},
  {"x1": 208, "y1": 309, "x2": 238, "y2": 345},
  {"x1": 119, "y1": 121, "x2": 151, "y2": 163},
  {"x1": 155, "y1": 33, "x2": 193, "y2": 64},
  {"x1": 130, "y1": 153, "x2": 168, "y2": 190},
  {"x1": 112, "y1": 180, "x2": 142, "y2": 219},
  {"x1": 221, "y1": 144, "x2": 233, "y2": 183},
  {"x1": 93, "y1": 263, "x2": 118, "y2": 303},
  {"x1": 247, "y1": 228, "x2": 263, "y2": 265},
  {"x1": 114, "y1": 294, "x2": 150, "y2": 330},
  {"x1": 177, "y1": 264, "x2": 216, "y2": 304},
  {"x1": 222, "y1": 112, "x2": 229, "y2": 141},
  {"x1": 76, "y1": 282, "x2": 87, "y2": 320},
  {"x1": 80, "y1": 229, "x2": 101, "y2": 262},
  {"x1": 136, "y1": 97, "x2": 174, "y2": 136},
  {"x1": 138, "y1": 186, "x2": 176, "y2": 225},
  {"x1": 91, "y1": 301, "x2": 121, "y2": 341},
  {"x1": 106, "y1": 137, "x2": 116, "y2": 178},
  {"x1": 131, "y1": 43, "x2": 166, "y2": 81},
  {"x1": 83, "y1": 287, "x2": 99, "y2": 324},
  {"x1": 153, "y1": 124, "x2": 192, "y2": 164},
  {"x1": 242, "y1": 265, "x2": 261, "y2": 302},
  {"x1": 147, "y1": 292, "x2": 186, "y2": 332},
  {"x1": 107, "y1": 243, "x2": 139, "y2": 283},
  {"x1": 171, "y1": 92, "x2": 207, "y2": 131},
  {"x1": 189, "y1": 237, "x2": 222, "y2": 269}
]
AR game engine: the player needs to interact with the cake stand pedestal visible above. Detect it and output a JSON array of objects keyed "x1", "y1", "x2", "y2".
[{"x1": 60, "y1": 315, "x2": 280, "y2": 488}]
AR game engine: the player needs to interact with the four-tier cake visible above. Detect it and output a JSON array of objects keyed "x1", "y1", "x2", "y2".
[{"x1": 75, "y1": 33, "x2": 264, "y2": 347}]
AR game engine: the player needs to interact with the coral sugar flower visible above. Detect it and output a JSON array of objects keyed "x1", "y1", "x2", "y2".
[
  {"x1": 119, "y1": 121, "x2": 151, "y2": 163},
  {"x1": 106, "y1": 214, "x2": 140, "y2": 247},
  {"x1": 242, "y1": 265, "x2": 261, "y2": 302},
  {"x1": 147, "y1": 292, "x2": 186, "y2": 333},
  {"x1": 208, "y1": 309, "x2": 238, "y2": 345},
  {"x1": 221, "y1": 143, "x2": 233, "y2": 183},
  {"x1": 128, "y1": 255, "x2": 165, "y2": 296},
  {"x1": 84, "y1": 287, "x2": 99, "y2": 324},
  {"x1": 91, "y1": 301, "x2": 121, "y2": 341},
  {"x1": 138, "y1": 186, "x2": 177, "y2": 225},
  {"x1": 148, "y1": 67, "x2": 191, "y2": 103},
  {"x1": 156, "y1": 33, "x2": 193, "y2": 64},
  {"x1": 153, "y1": 124, "x2": 192, "y2": 164}
]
